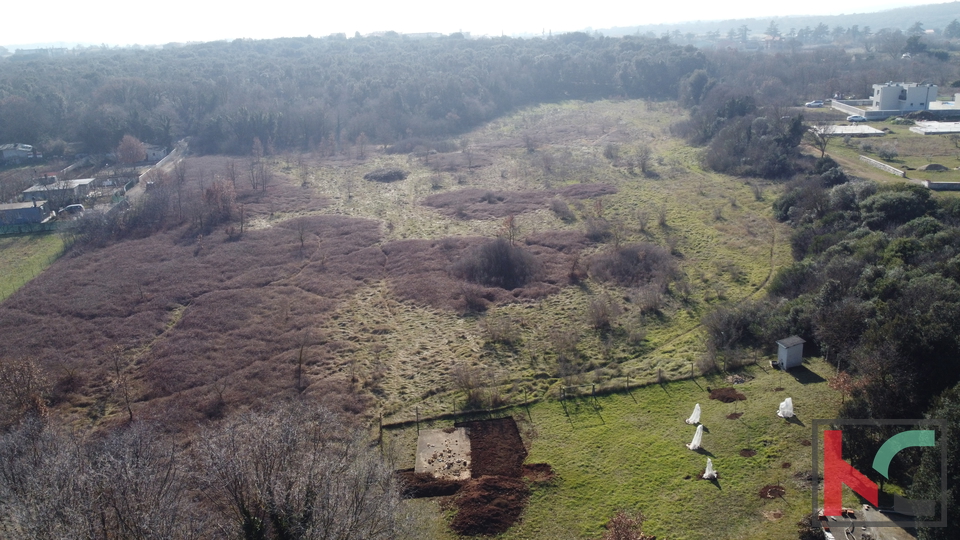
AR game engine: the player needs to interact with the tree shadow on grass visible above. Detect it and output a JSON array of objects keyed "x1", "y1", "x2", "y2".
[
  {"x1": 692, "y1": 447, "x2": 715, "y2": 458},
  {"x1": 790, "y1": 365, "x2": 826, "y2": 384},
  {"x1": 560, "y1": 397, "x2": 605, "y2": 428}
]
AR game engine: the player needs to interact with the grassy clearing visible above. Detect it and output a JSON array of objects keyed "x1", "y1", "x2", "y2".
[
  {"x1": 0, "y1": 233, "x2": 65, "y2": 301},
  {"x1": 820, "y1": 122, "x2": 960, "y2": 183},
  {"x1": 388, "y1": 358, "x2": 849, "y2": 540}
]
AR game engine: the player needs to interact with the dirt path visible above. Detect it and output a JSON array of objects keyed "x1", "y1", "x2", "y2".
[{"x1": 643, "y1": 212, "x2": 780, "y2": 359}]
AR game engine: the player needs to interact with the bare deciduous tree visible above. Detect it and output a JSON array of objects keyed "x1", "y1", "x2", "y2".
[
  {"x1": 116, "y1": 135, "x2": 146, "y2": 168},
  {"x1": 806, "y1": 121, "x2": 831, "y2": 158},
  {"x1": 195, "y1": 401, "x2": 410, "y2": 540},
  {"x1": 0, "y1": 357, "x2": 49, "y2": 431}
]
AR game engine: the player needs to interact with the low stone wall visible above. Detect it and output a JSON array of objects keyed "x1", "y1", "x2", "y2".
[
  {"x1": 830, "y1": 101, "x2": 899, "y2": 120},
  {"x1": 860, "y1": 155, "x2": 905, "y2": 177},
  {"x1": 923, "y1": 181, "x2": 960, "y2": 191}
]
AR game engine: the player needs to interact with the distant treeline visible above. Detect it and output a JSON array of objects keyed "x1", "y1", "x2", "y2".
[
  {"x1": 0, "y1": 32, "x2": 955, "y2": 164},
  {"x1": 0, "y1": 34, "x2": 705, "y2": 155}
]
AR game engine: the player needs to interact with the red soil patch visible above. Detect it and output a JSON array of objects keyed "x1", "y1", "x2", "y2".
[
  {"x1": 457, "y1": 417, "x2": 528, "y2": 478},
  {"x1": 710, "y1": 387, "x2": 747, "y2": 403},
  {"x1": 421, "y1": 183, "x2": 616, "y2": 220},
  {"x1": 396, "y1": 469, "x2": 462, "y2": 498},
  {"x1": 522, "y1": 463, "x2": 556, "y2": 483},
  {"x1": 450, "y1": 476, "x2": 530, "y2": 536},
  {"x1": 759, "y1": 485, "x2": 786, "y2": 499},
  {"x1": 727, "y1": 412, "x2": 743, "y2": 419},
  {"x1": 401, "y1": 418, "x2": 545, "y2": 536},
  {"x1": 740, "y1": 449, "x2": 757, "y2": 457}
]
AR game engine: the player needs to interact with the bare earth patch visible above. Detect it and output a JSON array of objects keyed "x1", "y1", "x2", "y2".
[
  {"x1": 759, "y1": 485, "x2": 786, "y2": 499},
  {"x1": 522, "y1": 463, "x2": 556, "y2": 483},
  {"x1": 761, "y1": 509, "x2": 784, "y2": 521},
  {"x1": 450, "y1": 476, "x2": 530, "y2": 536},
  {"x1": 710, "y1": 387, "x2": 747, "y2": 403}
]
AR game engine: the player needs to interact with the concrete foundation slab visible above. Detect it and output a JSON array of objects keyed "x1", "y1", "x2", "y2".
[{"x1": 415, "y1": 427, "x2": 471, "y2": 480}]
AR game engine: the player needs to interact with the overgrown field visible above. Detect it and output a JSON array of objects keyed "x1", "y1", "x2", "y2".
[
  {"x1": 304, "y1": 100, "x2": 794, "y2": 421},
  {"x1": 389, "y1": 358, "x2": 846, "y2": 540},
  {"x1": 0, "y1": 99, "x2": 854, "y2": 538},
  {"x1": 0, "y1": 100, "x2": 795, "y2": 433}
]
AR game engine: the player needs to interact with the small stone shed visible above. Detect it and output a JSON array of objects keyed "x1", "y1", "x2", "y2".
[{"x1": 776, "y1": 336, "x2": 806, "y2": 370}]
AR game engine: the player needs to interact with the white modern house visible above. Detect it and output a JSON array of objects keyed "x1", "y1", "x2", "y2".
[
  {"x1": 870, "y1": 82, "x2": 938, "y2": 113},
  {"x1": 831, "y1": 82, "x2": 942, "y2": 121},
  {"x1": 776, "y1": 336, "x2": 806, "y2": 370}
]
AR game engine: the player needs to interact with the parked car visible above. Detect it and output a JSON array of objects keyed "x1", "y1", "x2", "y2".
[
  {"x1": 805, "y1": 100, "x2": 824, "y2": 108},
  {"x1": 846, "y1": 115, "x2": 867, "y2": 122}
]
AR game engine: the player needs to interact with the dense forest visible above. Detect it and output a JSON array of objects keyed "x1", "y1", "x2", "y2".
[{"x1": 0, "y1": 30, "x2": 955, "y2": 159}]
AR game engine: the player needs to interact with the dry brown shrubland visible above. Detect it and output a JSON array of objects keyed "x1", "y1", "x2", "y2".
[
  {"x1": 588, "y1": 243, "x2": 679, "y2": 288},
  {"x1": 422, "y1": 183, "x2": 616, "y2": 220},
  {"x1": 384, "y1": 232, "x2": 589, "y2": 313},
  {"x1": 0, "y1": 211, "x2": 382, "y2": 427}
]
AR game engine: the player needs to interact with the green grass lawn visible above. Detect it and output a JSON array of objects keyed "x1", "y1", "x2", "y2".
[
  {"x1": 822, "y1": 121, "x2": 960, "y2": 184},
  {"x1": 389, "y1": 358, "x2": 847, "y2": 539},
  {"x1": 0, "y1": 233, "x2": 65, "y2": 302}
]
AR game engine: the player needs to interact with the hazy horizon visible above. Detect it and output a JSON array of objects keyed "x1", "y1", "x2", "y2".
[{"x1": 3, "y1": 0, "x2": 956, "y2": 49}]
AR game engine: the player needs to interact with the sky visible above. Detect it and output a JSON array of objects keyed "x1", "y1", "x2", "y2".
[{"x1": 4, "y1": 0, "x2": 956, "y2": 48}]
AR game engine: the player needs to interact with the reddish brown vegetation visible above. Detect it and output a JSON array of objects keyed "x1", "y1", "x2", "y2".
[
  {"x1": 421, "y1": 183, "x2": 616, "y2": 220},
  {"x1": 740, "y1": 449, "x2": 757, "y2": 457},
  {"x1": 384, "y1": 232, "x2": 589, "y2": 312},
  {"x1": 0, "y1": 211, "x2": 379, "y2": 426},
  {"x1": 709, "y1": 387, "x2": 747, "y2": 403},
  {"x1": 183, "y1": 155, "x2": 329, "y2": 217},
  {"x1": 588, "y1": 243, "x2": 678, "y2": 288}
]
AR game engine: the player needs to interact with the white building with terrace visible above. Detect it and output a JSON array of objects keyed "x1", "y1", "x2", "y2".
[{"x1": 830, "y1": 82, "x2": 953, "y2": 121}]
